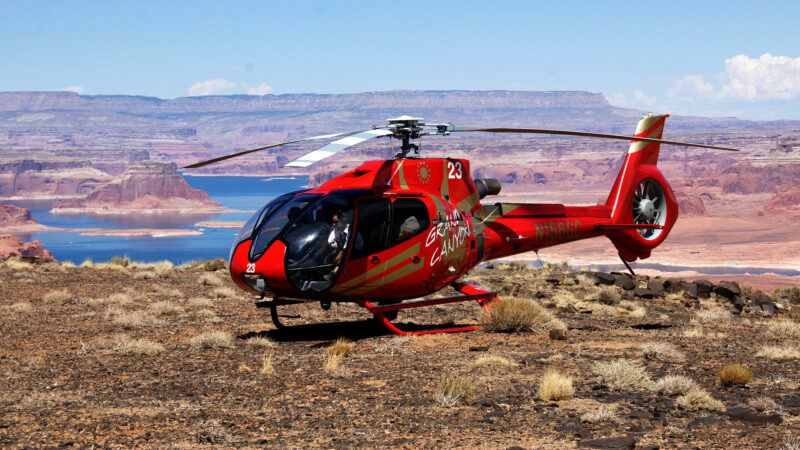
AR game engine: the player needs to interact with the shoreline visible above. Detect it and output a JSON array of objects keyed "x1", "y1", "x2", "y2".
[{"x1": 50, "y1": 206, "x2": 242, "y2": 215}]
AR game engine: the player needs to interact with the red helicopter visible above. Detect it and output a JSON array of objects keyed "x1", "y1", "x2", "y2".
[{"x1": 185, "y1": 114, "x2": 737, "y2": 335}]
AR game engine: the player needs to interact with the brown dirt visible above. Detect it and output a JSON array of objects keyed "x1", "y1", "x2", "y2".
[{"x1": 1, "y1": 260, "x2": 800, "y2": 448}]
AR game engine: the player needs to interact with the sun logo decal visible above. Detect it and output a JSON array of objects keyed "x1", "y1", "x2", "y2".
[{"x1": 417, "y1": 162, "x2": 431, "y2": 184}]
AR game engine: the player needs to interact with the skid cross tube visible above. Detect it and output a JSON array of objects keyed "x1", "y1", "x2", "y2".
[{"x1": 258, "y1": 283, "x2": 500, "y2": 336}]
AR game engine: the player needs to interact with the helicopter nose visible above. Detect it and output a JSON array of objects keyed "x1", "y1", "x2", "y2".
[{"x1": 229, "y1": 239, "x2": 292, "y2": 294}]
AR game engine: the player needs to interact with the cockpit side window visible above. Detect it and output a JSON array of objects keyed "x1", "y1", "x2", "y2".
[
  {"x1": 350, "y1": 198, "x2": 391, "y2": 260},
  {"x1": 390, "y1": 198, "x2": 430, "y2": 246}
]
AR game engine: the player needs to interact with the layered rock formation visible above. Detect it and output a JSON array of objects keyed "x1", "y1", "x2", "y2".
[
  {"x1": 0, "y1": 160, "x2": 112, "y2": 198},
  {"x1": 0, "y1": 200, "x2": 50, "y2": 232},
  {"x1": 0, "y1": 233, "x2": 52, "y2": 258},
  {"x1": 51, "y1": 160, "x2": 226, "y2": 214},
  {"x1": 764, "y1": 186, "x2": 800, "y2": 215}
]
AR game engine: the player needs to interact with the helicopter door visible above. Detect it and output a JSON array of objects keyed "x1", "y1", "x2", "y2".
[{"x1": 336, "y1": 197, "x2": 431, "y2": 298}]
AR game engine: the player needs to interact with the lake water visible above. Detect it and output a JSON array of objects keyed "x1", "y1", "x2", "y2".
[{"x1": 7, "y1": 176, "x2": 308, "y2": 264}]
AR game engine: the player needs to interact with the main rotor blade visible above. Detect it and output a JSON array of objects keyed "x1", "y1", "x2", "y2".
[
  {"x1": 282, "y1": 128, "x2": 394, "y2": 168},
  {"x1": 451, "y1": 127, "x2": 740, "y2": 152},
  {"x1": 182, "y1": 131, "x2": 363, "y2": 169}
]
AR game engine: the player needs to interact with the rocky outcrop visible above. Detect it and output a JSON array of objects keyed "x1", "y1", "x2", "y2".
[
  {"x1": 764, "y1": 186, "x2": 800, "y2": 215},
  {"x1": 703, "y1": 162, "x2": 800, "y2": 195},
  {"x1": 0, "y1": 233, "x2": 52, "y2": 259},
  {"x1": 0, "y1": 160, "x2": 113, "y2": 198},
  {"x1": 0, "y1": 200, "x2": 51, "y2": 232},
  {"x1": 51, "y1": 160, "x2": 226, "y2": 214},
  {"x1": 674, "y1": 190, "x2": 709, "y2": 216}
]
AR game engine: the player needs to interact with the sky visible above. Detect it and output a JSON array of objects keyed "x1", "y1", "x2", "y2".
[{"x1": 1, "y1": 0, "x2": 800, "y2": 120}]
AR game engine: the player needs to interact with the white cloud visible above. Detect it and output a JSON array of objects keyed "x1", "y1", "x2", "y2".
[
  {"x1": 244, "y1": 82, "x2": 273, "y2": 95},
  {"x1": 633, "y1": 90, "x2": 658, "y2": 107},
  {"x1": 64, "y1": 85, "x2": 84, "y2": 94},
  {"x1": 188, "y1": 78, "x2": 238, "y2": 96},
  {"x1": 667, "y1": 74, "x2": 714, "y2": 100},
  {"x1": 718, "y1": 53, "x2": 800, "y2": 100},
  {"x1": 606, "y1": 92, "x2": 627, "y2": 106}
]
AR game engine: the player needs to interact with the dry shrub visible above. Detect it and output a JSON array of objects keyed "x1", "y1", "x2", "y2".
[
  {"x1": 327, "y1": 337, "x2": 354, "y2": 357},
  {"x1": 591, "y1": 359, "x2": 653, "y2": 391},
  {"x1": 153, "y1": 261, "x2": 174, "y2": 278},
  {"x1": 695, "y1": 307, "x2": 732, "y2": 324},
  {"x1": 641, "y1": 342, "x2": 685, "y2": 363},
  {"x1": 261, "y1": 350, "x2": 275, "y2": 375},
  {"x1": 757, "y1": 345, "x2": 800, "y2": 359},
  {"x1": 148, "y1": 301, "x2": 184, "y2": 317},
  {"x1": 575, "y1": 273, "x2": 597, "y2": 287},
  {"x1": 133, "y1": 270, "x2": 156, "y2": 280},
  {"x1": 9, "y1": 302, "x2": 33, "y2": 313},
  {"x1": 676, "y1": 388, "x2": 726, "y2": 412},
  {"x1": 434, "y1": 377, "x2": 476, "y2": 407},
  {"x1": 480, "y1": 296, "x2": 551, "y2": 332},
  {"x1": 202, "y1": 258, "x2": 226, "y2": 271},
  {"x1": 89, "y1": 293, "x2": 134, "y2": 307},
  {"x1": 588, "y1": 286, "x2": 621, "y2": 305},
  {"x1": 665, "y1": 290, "x2": 687, "y2": 302},
  {"x1": 473, "y1": 354, "x2": 518, "y2": 368},
  {"x1": 618, "y1": 300, "x2": 646, "y2": 318},
  {"x1": 580, "y1": 404, "x2": 619, "y2": 423},
  {"x1": 537, "y1": 369, "x2": 574, "y2": 401},
  {"x1": 682, "y1": 327, "x2": 726, "y2": 339},
  {"x1": 80, "y1": 258, "x2": 94, "y2": 268},
  {"x1": 765, "y1": 320, "x2": 800, "y2": 341},
  {"x1": 199, "y1": 273, "x2": 224, "y2": 286},
  {"x1": 114, "y1": 335, "x2": 165, "y2": 355},
  {"x1": 653, "y1": 375, "x2": 698, "y2": 396},
  {"x1": 110, "y1": 255, "x2": 131, "y2": 267},
  {"x1": 719, "y1": 364, "x2": 753, "y2": 386},
  {"x1": 43, "y1": 289, "x2": 72, "y2": 303},
  {"x1": 749, "y1": 396, "x2": 778, "y2": 412},
  {"x1": 212, "y1": 286, "x2": 238, "y2": 299},
  {"x1": 189, "y1": 330, "x2": 234, "y2": 349},
  {"x1": 238, "y1": 364, "x2": 253, "y2": 373},
  {"x1": 60, "y1": 261, "x2": 77, "y2": 268}
]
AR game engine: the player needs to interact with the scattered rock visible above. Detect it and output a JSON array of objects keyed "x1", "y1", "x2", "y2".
[
  {"x1": 687, "y1": 416, "x2": 724, "y2": 429},
  {"x1": 633, "y1": 288, "x2": 658, "y2": 299},
  {"x1": 753, "y1": 291, "x2": 777, "y2": 317},
  {"x1": 647, "y1": 280, "x2": 665, "y2": 297},
  {"x1": 695, "y1": 280, "x2": 714, "y2": 298},
  {"x1": 549, "y1": 329, "x2": 568, "y2": 340},
  {"x1": 469, "y1": 346, "x2": 490, "y2": 352},
  {"x1": 546, "y1": 274, "x2": 564, "y2": 284},
  {"x1": 791, "y1": 305, "x2": 800, "y2": 321},
  {"x1": 594, "y1": 272, "x2": 616, "y2": 286},
  {"x1": 714, "y1": 282, "x2": 741, "y2": 301},
  {"x1": 578, "y1": 435, "x2": 637, "y2": 448},
  {"x1": 678, "y1": 281, "x2": 698, "y2": 298},
  {"x1": 726, "y1": 406, "x2": 783, "y2": 426}
]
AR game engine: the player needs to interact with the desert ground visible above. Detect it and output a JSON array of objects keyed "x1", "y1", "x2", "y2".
[{"x1": 2, "y1": 258, "x2": 800, "y2": 448}]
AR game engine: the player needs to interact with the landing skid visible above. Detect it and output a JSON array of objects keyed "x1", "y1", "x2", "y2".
[{"x1": 256, "y1": 282, "x2": 499, "y2": 336}]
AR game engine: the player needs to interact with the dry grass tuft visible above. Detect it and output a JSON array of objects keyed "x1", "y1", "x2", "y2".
[
  {"x1": 653, "y1": 375, "x2": 698, "y2": 396},
  {"x1": 148, "y1": 301, "x2": 185, "y2": 317},
  {"x1": 106, "y1": 308, "x2": 161, "y2": 329},
  {"x1": 676, "y1": 388, "x2": 726, "y2": 412},
  {"x1": 765, "y1": 320, "x2": 800, "y2": 341},
  {"x1": 245, "y1": 336, "x2": 274, "y2": 348},
  {"x1": 196, "y1": 308, "x2": 221, "y2": 322},
  {"x1": 114, "y1": 335, "x2": 166, "y2": 355},
  {"x1": 1, "y1": 258, "x2": 34, "y2": 270},
  {"x1": 374, "y1": 335, "x2": 415, "y2": 355},
  {"x1": 202, "y1": 258, "x2": 226, "y2": 271},
  {"x1": 89, "y1": 293, "x2": 134, "y2": 307},
  {"x1": 327, "y1": 337, "x2": 354, "y2": 357},
  {"x1": 473, "y1": 354, "x2": 518, "y2": 368},
  {"x1": 719, "y1": 364, "x2": 753, "y2": 386},
  {"x1": 749, "y1": 396, "x2": 779, "y2": 412},
  {"x1": 618, "y1": 300, "x2": 646, "y2": 318},
  {"x1": 591, "y1": 359, "x2": 653, "y2": 391},
  {"x1": 580, "y1": 404, "x2": 619, "y2": 423},
  {"x1": 238, "y1": 364, "x2": 253, "y2": 373},
  {"x1": 641, "y1": 342, "x2": 685, "y2": 363},
  {"x1": 695, "y1": 307, "x2": 732, "y2": 324},
  {"x1": 588, "y1": 286, "x2": 621, "y2": 305},
  {"x1": 9, "y1": 302, "x2": 33, "y2": 313},
  {"x1": 80, "y1": 258, "x2": 94, "y2": 268},
  {"x1": 537, "y1": 369, "x2": 574, "y2": 401},
  {"x1": 199, "y1": 273, "x2": 224, "y2": 286},
  {"x1": 682, "y1": 327, "x2": 727, "y2": 339},
  {"x1": 261, "y1": 350, "x2": 275, "y2": 375},
  {"x1": 480, "y1": 296, "x2": 551, "y2": 332},
  {"x1": 153, "y1": 261, "x2": 174, "y2": 278},
  {"x1": 212, "y1": 286, "x2": 238, "y2": 299},
  {"x1": 43, "y1": 289, "x2": 72, "y2": 303},
  {"x1": 323, "y1": 353, "x2": 344, "y2": 374},
  {"x1": 188, "y1": 297, "x2": 215, "y2": 309},
  {"x1": 133, "y1": 270, "x2": 156, "y2": 279},
  {"x1": 434, "y1": 377, "x2": 476, "y2": 407},
  {"x1": 188, "y1": 330, "x2": 234, "y2": 349},
  {"x1": 756, "y1": 345, "x2": 800, "y2": 359}
]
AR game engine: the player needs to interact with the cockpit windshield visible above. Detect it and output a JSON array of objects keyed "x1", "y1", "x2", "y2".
[{"x1": 249, "y1": 193, "x2": 321, "y2": 261}]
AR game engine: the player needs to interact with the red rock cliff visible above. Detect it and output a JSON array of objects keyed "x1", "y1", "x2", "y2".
[{"x1": 0, "y1": 233, "x2": 52, "y2": 259}]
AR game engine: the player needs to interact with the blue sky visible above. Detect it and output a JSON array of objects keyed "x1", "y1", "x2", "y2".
[{"x1": 2, "y1": 0, "x2": 799, "y2": 119}]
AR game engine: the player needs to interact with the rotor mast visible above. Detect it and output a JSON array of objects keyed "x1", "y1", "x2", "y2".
[{"x1": 382, "y1": 115, "x2": 453, "y2": 160}]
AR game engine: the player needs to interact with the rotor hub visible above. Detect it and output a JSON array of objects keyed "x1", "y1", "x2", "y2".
[{"x1": 638, "y1": 199, "x2": 656, "y2": 220}]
